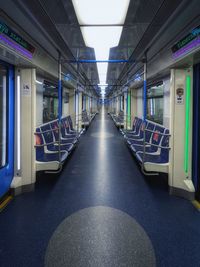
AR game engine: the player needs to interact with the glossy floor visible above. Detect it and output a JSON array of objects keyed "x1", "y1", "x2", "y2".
[{"x1": 0, "y1": 109, "x2": 200, "y2": 267}]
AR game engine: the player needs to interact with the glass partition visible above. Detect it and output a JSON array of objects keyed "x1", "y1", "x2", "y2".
[
  {"x1": 42, "y1": 81, "x2": 58, "y2": 123},
  {"x1": 147, "y1": 83, "x2": 164, "y2": 124}
]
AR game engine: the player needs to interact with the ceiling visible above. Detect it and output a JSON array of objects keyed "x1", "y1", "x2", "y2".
[{"x1": 15, "y1": 0, "x2": 188, "y2": 96}]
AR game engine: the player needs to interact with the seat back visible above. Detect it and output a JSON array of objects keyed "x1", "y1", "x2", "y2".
[
  {"x1": 67, "y1": 116, "x2": 74, "y2": 130},
  {"x1": 50, "y1": 120, "x2": 60, "y2": 141},
  {"x1": 35, "y1": 128, "x2": 45, "y2": 161},
  {"x1": 150, "y1": 125, "x2": 165, "y2": 152},
  {"x1": 40, "y1": 123, "x2": 54, "y2": 144},
  {"x1": 137, "y1": 120, "x2": 147, "y2": 138},
  {"x1": 132, "y1": 117, "x2": 138, "y2": 131},
  {"x1": 160, "y1": 129, "x2": 170, "y2": 162},
  {"x1": 61, "y1": 117, "x2": 71, "y2": 134},
  {"x1": 60, "y1": 118, "x2": 66, "y2": 137},
  {"x1": 134, "y1": 118, "x2": 142, "y2": 135},
  {"x1": 145, "y1": 122, "x2": 155, "y2": 142}
]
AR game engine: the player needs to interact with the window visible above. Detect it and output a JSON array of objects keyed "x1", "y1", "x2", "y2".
[
  {"x1": 82, "y1": 94, "x2": 85, "y2": 110},
  {"x1": 0, "y1": 66, "x2": 7, "y2": 168},
  {"x1": 63, "y1": 92, "x2": 69, "y2": 103},
  {"x1": 147, "y1": 83, "x2": 164, "y2": 124},
  {"x1": 127, "y1": 91, "x2": 131, "y2": 128},
  {"x1": 43, "y1": 81, "x2": 58, "y2": 123},
  {"x1": 121, "y1": 95, "x2": 124, "y2": 111}
]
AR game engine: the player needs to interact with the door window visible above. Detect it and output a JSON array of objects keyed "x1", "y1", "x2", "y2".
[{"x1": 147, "y1": 83, "x2": 164, "y2": 124}]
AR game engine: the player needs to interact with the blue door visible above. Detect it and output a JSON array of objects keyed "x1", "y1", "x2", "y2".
[{"x1": 0, "y1": 63, "x2": 14, "y2": 198}]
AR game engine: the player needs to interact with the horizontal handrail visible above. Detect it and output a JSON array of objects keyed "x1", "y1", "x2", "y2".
[
  {"x1": 35, "y1": 141, "x2": 59, "y2": 147},
  {"x1": 54, "y1": 142, "x2": 73, "y2": 146},
  {"x1": 35, "y1": 124, "x2": 80, "y2": 135},
  {"x1": 144, "y1": 142, "x2": 171, "y2": 149},
  {"x1": 35, "y1": 140, "x2": 73, "y2": 147},
  {"x1": 144, "y1": 128, "x2": 171, "y2": 136},
  {"x1": 35, "y1": 127, "x2": 60, "y2": 134}
]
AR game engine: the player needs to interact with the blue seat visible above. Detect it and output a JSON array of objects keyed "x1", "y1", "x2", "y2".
[
  {"x1": 35, "y1": 129, "x2": 68, "y2": 171},
  {"x1": 122, "y1": 117, "x2": 142, "y2": 136},
  {"x1": 66, "y1": 116, "x2": 85, "y2": 136},
  {"x1": 61, "y1": 117, "x2": 79, "y2": 139},
  {"x1": 135, "y1": 129, "x2": 170, "y2": 173},
  {"x1": 122, "y1": 117, "x2": 139, "y2": 135},
  {"x1": 50, "y1": 120, "x2": 77, "y2": 145},
  {"x1": 131, "y1": 125, "x2": 165, "y2": 153},
  {"x1": 113, "y1": 111, "x2": 124, "y2": 126},
  {"x1": 40, "y1": 124, "x2": 74, "y2": 153},
  {"x1": 126, "y1": 121, "x2": 155, "y2": 146},
  {"x1": 82, "y1": 110, "x2": 90, "y2": 126},
  {"x1": 125, "y1": 120, "x2": 145, "y2": 141}
]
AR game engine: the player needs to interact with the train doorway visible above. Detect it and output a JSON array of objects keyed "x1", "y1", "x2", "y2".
[
  {"x1": 0, "y1": 62, "x2": 14, "y2": 198},
  {"x1": 192, "y1": 63, "x2": 200, "y2": 200}
]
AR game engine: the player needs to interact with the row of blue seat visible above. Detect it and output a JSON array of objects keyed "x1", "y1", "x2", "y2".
[
  {"x1": 121, "y1": 117, "x2": 170, "y2": 173},
  {"x1": 34, "y1": 113, "x2": 95, "y2": 172},
  {"x1": 110, "y1": 111, "x2": 124, "y2": 127},
  {"x1": 82, "y1": 110, "x2": 96, "y2": 127}
]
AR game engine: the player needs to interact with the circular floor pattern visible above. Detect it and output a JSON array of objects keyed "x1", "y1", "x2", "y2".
[
  {"x1": 91, "y1": 132, "x2": 114, "y2": 138},
  {"x1": 45, "y1": 206, "x2": 156, "y2": 267}
]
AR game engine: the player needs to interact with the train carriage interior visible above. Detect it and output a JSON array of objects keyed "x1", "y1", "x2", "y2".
[{"x1": 0, "y1": 0, "x2": 200, "y2": 266}]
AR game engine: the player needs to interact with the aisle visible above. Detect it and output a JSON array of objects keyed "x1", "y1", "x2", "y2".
[{"x1": 0, "y1": 108, "x2": 200, "y2": 267}]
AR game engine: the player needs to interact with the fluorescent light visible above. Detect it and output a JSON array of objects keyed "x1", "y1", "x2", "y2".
[
  {"x1": 81, "y1": 27, "x2": 122, "y2": 85},
  {"x1": 81, "y1": 27, "x2": 123, "y2": 87},
  {"x1": 72, "y1": 0, "x2": 130, "y2": 94},
  {"x1": 17, "y1": 75, "x2": 21, "y2": 171},
  {"x1": 72, "y1": 0, "x2": 130, "y2": 25},
  {"x1": 81, "y1": 27, "x2": 123, "y2": 49}
]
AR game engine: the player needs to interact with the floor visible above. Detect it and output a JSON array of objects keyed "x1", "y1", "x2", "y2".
[{"x1": 0, "y1": 108, "x2": 200, "y2": 267}]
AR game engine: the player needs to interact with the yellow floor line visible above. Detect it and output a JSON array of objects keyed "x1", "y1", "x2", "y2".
[
  {"x1": 0, "y1": 196, "x2": 13, "y2": 211},
  {"x1": 192, "y1": 200, "x2": 200, "y2": 211}
]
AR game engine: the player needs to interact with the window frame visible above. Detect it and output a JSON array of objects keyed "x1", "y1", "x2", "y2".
[{"x1": 146, "y1": 81, "x2": 164, "y2": 125}]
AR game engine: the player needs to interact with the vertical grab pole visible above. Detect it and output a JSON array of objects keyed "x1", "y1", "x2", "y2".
[
  {"x1": 142, "y1": 53, "x2": 147, "y2": 173},
  {"x1": 127, "y1": 90, "x2": 131, "y2": 130},
  {"x1": 143, "y1": 54, "x2": 147, "y2": 121},
  {"x1": 126, "y1": 90, "x2": 128, "y2": 131},
  {"x1": 58, "y1": 51, "x2": 62, "y2": 164},
  {"x1": 126, "y1": 50, "x2": 129, "y2": 132},
  {"x1": 76, "y1": 50, "x2": 80, "y2": 131}
]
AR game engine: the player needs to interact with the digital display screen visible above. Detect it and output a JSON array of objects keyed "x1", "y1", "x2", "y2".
[
  {"x1": 172, "y1": 25, "x2": 200, "y2": 53},
  {"x1": 0, "y1": 20, "x2": 35, "y2": 54}
]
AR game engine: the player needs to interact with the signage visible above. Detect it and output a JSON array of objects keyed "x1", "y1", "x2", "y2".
[
  {"x1": 0, "y1": 20, "x2": 35, "y2": 59},
  {"x1": 172, "y1": 25, "x2": 200, "y2": 59},
  {"x1": 22, "y1": 83, "x2": 31, "y2": 96},
  {"x1": 0, "y1": 21, "x2": 35, "y2": 53},
  {"x1": 176, "y1": 87, "x2": 184, "y2": 105}
]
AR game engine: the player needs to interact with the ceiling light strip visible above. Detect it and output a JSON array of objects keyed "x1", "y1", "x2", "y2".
[{"x1": 72, "y1": 0, "x2": 130, "y2": 90}]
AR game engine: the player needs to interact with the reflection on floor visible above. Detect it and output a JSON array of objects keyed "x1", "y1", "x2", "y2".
[{"x1": 0, "y1": 108, "x2": 200, "y2": 267}]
